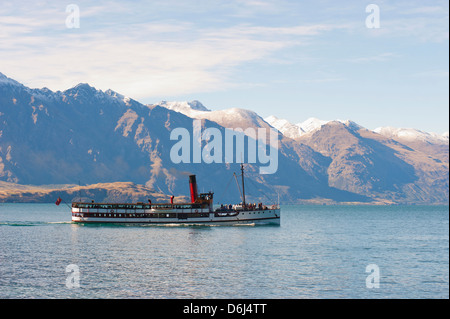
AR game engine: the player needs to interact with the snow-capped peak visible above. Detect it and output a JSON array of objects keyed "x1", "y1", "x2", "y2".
[
  {"x1": 266, "y1": 116, "x2": 329, "y2": 139},
  {"x1": 157, "y1": 100, "x2": 210, "y2": 114},
  {"x1": 104, "y1": 89, "x2": 124, "y2": 99},
  {"x1": 0, "y1": 72, "x2": 23, "y2": 87},
  {"x1": 157, "y1": 100, "x2": 270, "y2": 131},
  {"x1": 297, "y1": 117, "x2": 328, "y2": 133},
  {"x1": 264, "y1": 115, "x2": 278, "y2": 123},
  {"x1": 374, "y1": 126, "x2": 449, "y2": 144},
  {"x1": 63, "y1": 83, "x2": 99, "y2": 98},
  {"x1": 265, "y1": 115, "x2": 305, "y2": 139},
  {"x1": 335, "y1": 119, "x2": 363, "y2": 131},
  {"x1": 187, "y1": 100, "x2": 209, "y2": 111},
  {"x1": 265, "y1": 116, "x2": 366, "y2": 139}
]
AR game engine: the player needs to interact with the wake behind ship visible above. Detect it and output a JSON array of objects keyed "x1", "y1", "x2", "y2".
[{"x1": 71, "y1": 165, "x2": 280, "y2": 225}]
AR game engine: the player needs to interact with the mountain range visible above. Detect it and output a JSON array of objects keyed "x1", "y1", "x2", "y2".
[{"x1": 0, "y1": 72, "x2": 448, "y2": 204}]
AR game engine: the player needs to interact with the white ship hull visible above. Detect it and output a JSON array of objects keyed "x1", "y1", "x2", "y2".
[{"x1": 71, "y1": 206, "x2": 280, "y2": 225}]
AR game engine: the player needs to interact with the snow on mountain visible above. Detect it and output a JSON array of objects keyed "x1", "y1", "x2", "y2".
[
  {"x1": 296, "y1": 117, "x2": 328, "y2": 134},
  {"x1": 206, "y1": 107, "x2": 271, "y2": 130},
  {"x1": 156, "y1": 101, "x2": 270, "y2": 131},
  {"x1": 335, "y1": 119, "x2": 364, "y2": 131},
  {"x1": 187, "y1": 100, "x2": 210, "y2": 111},
  {"x1": 264, "y1": 115, "x2": 305, "y2": 139},
  {"x1": 66, "y1": 83, "x2": 124, "y2": 104},
  {"x1": 374, "y1": 127, "x2": 449, "y2": 145},
  {"x1": 265, "y1": 116, "x2": 363, "y2": 139},
  {"x1": 268, "y1": 113, "x2": 446, "y2": 146},
  {"x1": 0, "y1": 72, "x2": 23, "y2": 88},
  {"x1": 156, "y1": 100, "x2": 210, "y2": 117}
]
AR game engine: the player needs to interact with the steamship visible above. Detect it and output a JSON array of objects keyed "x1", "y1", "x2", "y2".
[{"x1": 71, "y1": 165, "x2": 280, "y2": 225}]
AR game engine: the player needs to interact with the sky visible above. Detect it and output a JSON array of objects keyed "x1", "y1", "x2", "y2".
[{"x1": 0, "y1": 0, "x2": 448, "y2": 133}]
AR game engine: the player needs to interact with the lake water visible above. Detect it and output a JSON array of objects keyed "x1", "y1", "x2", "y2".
[{"x1": 0, "y1": 204, "x2": 448, "y2": 299}]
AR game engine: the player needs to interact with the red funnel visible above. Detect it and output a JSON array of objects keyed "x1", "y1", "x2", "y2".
[{"x1": 189, "y1": 175, "x2": 198, "y2": 203}]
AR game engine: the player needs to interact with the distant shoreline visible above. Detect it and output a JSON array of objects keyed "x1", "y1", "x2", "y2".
[{"x1": 1, "y1": 181, "x2": 447, "y2": 206}]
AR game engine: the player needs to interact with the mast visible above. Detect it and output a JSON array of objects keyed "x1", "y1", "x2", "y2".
[{"x1": 240, "y1": 164, "x2": 246, "y2": 207}]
